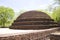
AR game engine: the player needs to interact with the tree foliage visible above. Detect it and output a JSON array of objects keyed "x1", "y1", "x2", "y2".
[
  {"x1": 0, "y1": 6, "x2": 14, "y2": 27},
  {"x1": 54, "y1": 0, "x2": 60, "y2": 4},
  {"x1": 46, "y1": 0, "x2": 60, "y2": 23},
  {"x1": 52, "y1": 6, "x2": 60, "y2": 23}
]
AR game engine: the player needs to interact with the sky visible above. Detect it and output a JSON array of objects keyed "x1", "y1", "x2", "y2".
[{"x1": 0, "y1": 0, "x2": 53, "y2": 12}]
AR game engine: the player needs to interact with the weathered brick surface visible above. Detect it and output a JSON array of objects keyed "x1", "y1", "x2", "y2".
[
  {"x1": 17, "y1": 11, "x2": 51, "y2": 19},
  {"x1": 0, "y1": 28, "x2": 59, "y2": 40},
  {"x1": 10, "y1": 11, "x2": 59, "y2": 29},
  {"x1": 50, "y1": 31, "x2": 60, "y2": 40}
]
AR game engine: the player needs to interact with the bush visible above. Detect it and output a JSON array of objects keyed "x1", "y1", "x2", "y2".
[
  {"x1": 52, "y1": 6, "x2": 60, "y2": 23},
  {"x1": 0, "y1": 6, "x2": 14, "y2": 28}
]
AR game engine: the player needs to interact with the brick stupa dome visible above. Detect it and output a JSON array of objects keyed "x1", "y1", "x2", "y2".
[
  {"x1": 10, "y1": 11, "x2": 59, "y2": 29},
  {"x1": 18, "y1": 11, "x2": 51, "y2": 19}
]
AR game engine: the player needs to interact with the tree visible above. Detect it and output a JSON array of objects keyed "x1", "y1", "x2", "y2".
[
  {"x1": 52, "y1": 6, "x2": 60, "y2": 23},
  {"x1": 44, "y1": 0, "x2": 60, "y2": 22},
  {"x1": 47, "y1": 0, "x2": 60, "y2": 12},
  {"x1": 49, "y1": 0, "x2": 60, "y2": 23},
  {"x1": 54, "y1": 0, "x2": 60, "y2": 4},
  {"x1": 0, "y1": 6, "x2": 14, "y2": 27}
]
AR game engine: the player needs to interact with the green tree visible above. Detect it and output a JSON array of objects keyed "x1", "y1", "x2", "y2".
[
  {"x1": 0, "y1": 6, "x2": 14, "y2": 27},
  {"x1": 52, "y1": 6, "x2": 60, "y2": 23},
  {"x1": 47, "y1": 0, "x2": 60, "y2": 22}
]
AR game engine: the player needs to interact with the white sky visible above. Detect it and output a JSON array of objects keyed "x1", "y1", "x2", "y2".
[{"x1": 0, "y1": 0, "x2": 53, "y2": 12}]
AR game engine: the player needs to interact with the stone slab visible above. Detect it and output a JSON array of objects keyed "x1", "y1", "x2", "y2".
[{"x1": 0, "y1": 28, "x2": 59, "y2": 40}]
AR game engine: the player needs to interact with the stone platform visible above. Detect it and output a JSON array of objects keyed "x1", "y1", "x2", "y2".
[
  {"x1": 50, "y1": 31, "x2": 60, "y2": 40},
  {"x1": 0, "y1": 28, "x2": 59, "y2": 40}
]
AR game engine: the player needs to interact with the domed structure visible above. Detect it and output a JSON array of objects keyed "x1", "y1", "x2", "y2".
[
  {"x1": 10, "y1": 10, "x2": 59, "y2": 29},
  {"x1": 18, "y1": 11, "x2": 51, "y2": 19}
]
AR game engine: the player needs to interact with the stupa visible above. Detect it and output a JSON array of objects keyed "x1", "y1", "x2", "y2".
[{"x1": 10, "y1": 11, "x2": 59, "y2": 29}]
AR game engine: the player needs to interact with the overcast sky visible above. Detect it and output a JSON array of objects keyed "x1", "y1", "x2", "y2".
[{"x1": 0, "y1": 0, "x2": 53, "y2": 12}]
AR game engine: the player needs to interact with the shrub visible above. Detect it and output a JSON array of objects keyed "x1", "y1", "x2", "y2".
[
  {"x1": 52, "y1": 6, "x2": 60, "y2": 23},
  {"x1": 0, "y1": 6, "x2": 14, "y2": 27}
]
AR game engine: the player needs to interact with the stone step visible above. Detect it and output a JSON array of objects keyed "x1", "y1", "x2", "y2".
[
  {"x1": 50, "y1": 31, "x2": 60, "y2": 40},
  {"x1": 10, "y1": 24, "x2": 59, "y2": 29},
  {"x1": 12, "y1": 21, "x2": 57, "y2": 25},
  {"x1": 0, "y1": 28, "x2": 58, "y2": 40},
  {"x1": 12, "y1": 24, "x2": 58, "y2": 26},
  {"x1": 15, "y1": 18, "x2": 54, "y2": 22}
]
